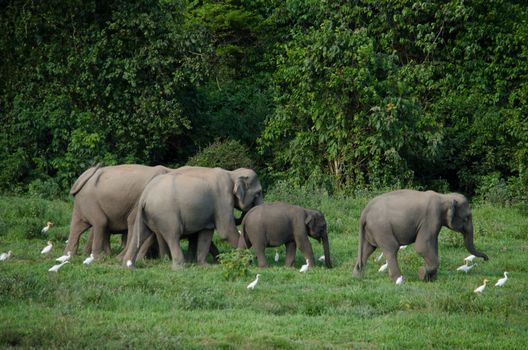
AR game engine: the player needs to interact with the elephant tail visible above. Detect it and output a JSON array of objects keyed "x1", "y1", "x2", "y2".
[
  {"x1": 238, "y1": 217, "x2": 252, "y2": 249},
  {"x1": 135, "y1": 201, "x2": 151, "y2": 249},
  {"x1": 70, "y1": 163, "x2": 102, "y2": 195},
  {"x1": 353, "y1": 214, "x2": 368, "y2": 277}
]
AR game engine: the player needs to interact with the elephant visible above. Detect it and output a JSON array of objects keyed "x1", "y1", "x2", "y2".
[
  {"x1": 65, "y1": 164, "x2": 224, "y2": 260},
  {"x1": 65, "y1": 164, "x2": 170, "y2": 257},
  {"x1": 352, "y1": 189, "x2": 489, "y2": 282},
  {"x1": 125, "y1": 167, "x2": 264, "y2": 269},
  {"x1": 238, "y1": 202, "x2": 332, "y2": 269}
]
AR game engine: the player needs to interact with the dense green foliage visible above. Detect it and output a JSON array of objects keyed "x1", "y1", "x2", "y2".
[
  {"x1": 1, "y1": 193, "x2": 527, "y2": 348},
  {"x1": 1, "y1": 0, "x2": 527, "y2": 198}
]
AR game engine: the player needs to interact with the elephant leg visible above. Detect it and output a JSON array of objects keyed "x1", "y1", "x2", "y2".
[
  {"x1": 196, "y1": 230, "x2": 214, "y2": 265},
  {"x1": 284, "y1": 241, "x2": 296, "y2": 267},
  {"x1": 186, "y1": 235, "x2": 198, "y2": 263},
  {"x1": 156, "y1": 232, "x2": 170, "y2": 258},
  {"x1": 65, "y1": 210, "x2": 91, "y2": 255},
  {"x1": 254, "y1": 245, "x2": 268, "y2": 268},
  {"x1": 295, "y1": 235, "x2": 315, "y2": 267},
  {"x1": 90, "y1": 225, "x2": 108, "y2": 258},
  {"x1": 415, "y1": 235, "x2": 439, "y2": 281},
  {"x1": 165, "y1": 235, "x2": 185, "y2": 270},
  {"x1": 84, "y1": 229, "x2": 95, "y2": 254},
  {"x1": 99, "y1": 232, "x2": 112, "y2": 256},
  {"x1": 353, "y1": 242, "x2": 375, "y2": 277},
  {"x1": 383, "y1": 249, "x2": 402, "y2": 282},
  {"x1": 209, "y1": 241, "x2": 220, "y2": 263},
  {"x1": 135, "y1": 234, "x2": 157, "y2": 260}
]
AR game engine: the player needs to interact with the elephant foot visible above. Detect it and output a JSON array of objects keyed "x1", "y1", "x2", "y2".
[
  {"x1": 171, "y1": 263, "x2": 185, "y2": 271},
  {"x1": 418, "y1": 266, "x2": 437, "y2": 282}
]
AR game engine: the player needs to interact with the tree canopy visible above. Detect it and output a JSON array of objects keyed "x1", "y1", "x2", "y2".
[{"x1": 1, "y1": 0, "x2": 527, "y2": 200}]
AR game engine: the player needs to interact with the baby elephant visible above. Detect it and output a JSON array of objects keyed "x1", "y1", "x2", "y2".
[
  {"x1": 353, "y1": 189, "x2": 488, "y2": 282},
  {"x1": 238, "y1": 202, "x2": 332, "y2": 268}
]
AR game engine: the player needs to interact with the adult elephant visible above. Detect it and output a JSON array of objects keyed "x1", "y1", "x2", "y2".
[
  {"x1": 353, "y1": 190, "x2": 488, "y2": 282},
  {"x1": 238, "y1": 202, "x2": 332, "y2": 269},
  {"x1": 65, "y1": 164, "x2": 171, "y2": 257},
  {"x1": 66, "y1": 164, "x2": 229, "y2": 259},
  {"x1": 125, "y1": 167, "x2": 264, "y2": 269}
]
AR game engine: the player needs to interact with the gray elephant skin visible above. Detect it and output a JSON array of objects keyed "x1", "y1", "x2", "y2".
[
  {"x1": 353, "y1": 189, "x2": 488, "y2": 282},
  {"x1": 125, "y1": 167, "x2": 264, "y2": 269},
  {"x1": 66, "y1": 164, "x2": 223, "y2": 259},
  {"x1": 238, "y1": 202, "x2": 332, "y2": 268},
  {"x1": 65, "y1": 164, "x2": 171, "y2": 257}
]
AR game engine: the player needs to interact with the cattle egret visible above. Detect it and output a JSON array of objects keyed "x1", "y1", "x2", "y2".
[
  {"x1": 299, "y1": 259, "x2": 309, "y2": 273},
  {"x1": 56, "y1": 251, "x2": 71, "y2": 263},
  {"x1": 464, "y1": 254, "x2": 476, "y2": 263},
  {"x1": 395, "y1": 275, "x2": 404, "y2": 285},
  {"x1": 274, "y1": 250, "x2": 280, "y2": 262},
  {"x1": 495, "y1": 272, "x2": 508, "y2": 287},
  {"x1": 83, "y1": 253, "x2": 95, "y2": 265},
  {"x1": 378, "y1": 262, "x2": 388, "y2": 273},
  {"x1": 318, "y1": 255, "x2": 325, "y2": 262},
  {"x1": 0, "y1": 250, "x2": 12, "y2": 261},
  {"x1": 474, "y1": 279, "x2": 489, "y2": 293},
  {"x1": 456, "y1": 262, "x2": 477, "y2": 273},
  {"x1": 375, "y1": 252, "x2": 384, "y2": 262},
  {"x1": 41, "y1": 241, "x2": 53, "y2": 254},
  {"x1": 126, "y1": 260, "x2": 133, "y2": 268},
  {"x1": 41, "y1": 221, "x2": 53, "y2": 234},
  {"x1": 399, "y1": 245, "x2": 408, "y2": 250},
  {"x1": 48, "y1": 260, "x2": 69, "y2": 272},
  {"x1": 247, "y1": 274, "x2": 260, "y2": 290}
]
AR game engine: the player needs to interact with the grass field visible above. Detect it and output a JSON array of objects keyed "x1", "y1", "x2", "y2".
[{"x1": 1, "y1": 188, "x2": 527, "y2": 349}]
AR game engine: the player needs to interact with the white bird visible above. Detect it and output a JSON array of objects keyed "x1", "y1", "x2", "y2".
[
  {"x1": 399, "y1": 245, "x2": 408, "y2": 250},
  {"x1": 83, "y1": 253, "x2": 95, "y2": 265},
  {"x1": 274, "y1": 250, "x2": 280, "y2": 262},
  {"x1": 474, "y1": 279, "x2": 489, "y2": 293},
  {"x1": 456, "y1": 263, "x2": 476, "y2": 273},
  {"x1": 495, "y1": 272, "x2": 508, "y2": 287},
  {"x1": 126, "y1": 260, "x2": 133, "y2": 268},
  {"x1": 464, "y1": 254, "x2": 476, "y2": 263},
  {"x1": 56, "y1": 251, "x2": 71, "y2": 263},
  {"x1": 395, "y1": 275, "x2": 404, "y2": 285},
  {"x1": 0, "y1": 250, "x2": 12, "y2": 261},
  {"x1": 41, "y1": 241, "x2": 53, "y2": 254},
  {"x1": 48, "y1": 260, "x2": 69, "y2": 272},
  {"x1": 375, "y1": 252, "x2": 384, "y2": 262},
  {"x1": 318, "y1": 255, "x2": 325, "y2": 262},
  {"x1": 299, "y1": 259, "x2": 309, "y2": 273},
  {"x1": 41, "y1": 221, "x2": 53, "y2": 234},
  {"x1": 247, "y1": 274, "x2": 260, "y2": 290},
  {"x1": 378, "y1": 262, "x2": 388, "y2": 273}
]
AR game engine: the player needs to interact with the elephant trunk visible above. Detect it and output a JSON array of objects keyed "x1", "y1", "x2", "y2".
[
  {"x1": 463, "y1": 224, "x2": 489, "y2": 260},
  {"x1": 322, "y1": 234, "x2": 332, "y2": 268}
]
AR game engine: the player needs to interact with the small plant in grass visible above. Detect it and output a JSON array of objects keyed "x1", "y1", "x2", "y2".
[{"x1": 218, "y1": 249, "x2": 253, "y2": 281}]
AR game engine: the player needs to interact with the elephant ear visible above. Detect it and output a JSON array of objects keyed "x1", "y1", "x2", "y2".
[
  {"x1": 447, "y1": 199, "x2": 457, "y2": 228},
  {"x1": 305, "y1": 213, "x2": 315, "y2": 231},
  {"x1": 233, "y1": 176, "x2": 248, "y2": 204}
]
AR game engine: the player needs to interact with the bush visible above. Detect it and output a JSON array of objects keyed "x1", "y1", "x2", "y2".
[
  {"x1": 218, "y1": 249, "x2": 253, "y2": 281},
  {"x1": 474, "y1": 172, "x2": 527, "y2": 206},
  {"x1": 186, "y1": 139, "x2": 255, "y2": 170}
]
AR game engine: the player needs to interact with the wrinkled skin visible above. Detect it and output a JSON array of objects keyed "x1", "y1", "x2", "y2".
[
  {"x1": 353, "y1": 190, "x2": 488, "y2": 282},
  {"x1": 238, "y1": 202, "x2": 332, "y2": 269},
  {"x1": 125, "y1": 167, "x2": 263, "y2": 269}
]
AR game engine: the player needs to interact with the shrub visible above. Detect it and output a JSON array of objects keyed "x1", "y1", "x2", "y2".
[
  {"x1": 186, "y1": 139, "x2": 254, "y2": 170},
  {"x1": 218, "y1": 249, "x2": 253, "y2": 281}
]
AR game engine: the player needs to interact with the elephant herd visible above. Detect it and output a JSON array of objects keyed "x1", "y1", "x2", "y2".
[{"x1": 64, "y1": 164, "x2": 488, "y2": 282}]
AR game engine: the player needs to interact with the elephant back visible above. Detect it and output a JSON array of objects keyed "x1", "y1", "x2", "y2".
[{"x1": 70, "y1": 163, "x2": 103, "y2": 195}]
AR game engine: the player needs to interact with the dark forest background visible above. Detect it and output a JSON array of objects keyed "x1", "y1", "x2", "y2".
[{"x1": 1, "y1": 0, "x2": 527, "y2": 202}]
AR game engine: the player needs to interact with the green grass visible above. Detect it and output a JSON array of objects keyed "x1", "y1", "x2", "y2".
[{"x1": 0, "y1": 193, "x2": 527, "y2": 349}]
